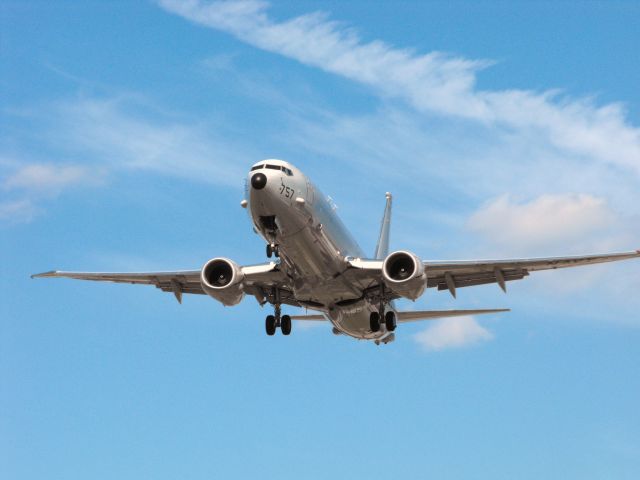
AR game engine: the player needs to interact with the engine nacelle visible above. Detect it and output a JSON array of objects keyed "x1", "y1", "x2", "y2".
[
  {"x1": 200, "y1": 258, "x2": 245, "y2": 306},
  {"x1": 382, "y1": 250, "x2": 426, "y2": 300}
]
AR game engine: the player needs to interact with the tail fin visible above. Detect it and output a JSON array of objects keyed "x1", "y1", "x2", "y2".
[{"x1": 374, "y1": 192, "x2": 393, "y2": 259}]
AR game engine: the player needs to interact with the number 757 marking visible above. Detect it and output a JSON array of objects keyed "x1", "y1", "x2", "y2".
[{"x1": 280, "y1": 181, "x2": 294, "y2": 199}]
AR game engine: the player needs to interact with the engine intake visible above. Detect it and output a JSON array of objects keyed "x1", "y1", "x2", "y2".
[
  {"x1": 200, "y1": 258, "x2": 245, "y2": 306},
  {"x1": 382, "y1": 251, "x2": 426, "y2": 300}
]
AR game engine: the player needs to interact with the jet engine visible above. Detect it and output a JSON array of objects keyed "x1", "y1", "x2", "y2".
[
  {"x1": 200, "y1": 258, "x2": 245, "y2": 306},
  {"x1": 382, "y1": 250, "x2": 426, "y2": 300}
]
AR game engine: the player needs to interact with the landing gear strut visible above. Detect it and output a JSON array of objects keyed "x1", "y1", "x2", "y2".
[{"x1": 264, "y1": 288, "x2": 290, "y2": 336}]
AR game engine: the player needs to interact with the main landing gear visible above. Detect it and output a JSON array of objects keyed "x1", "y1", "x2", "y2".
[
  {"x1": 266, "y1": 243, "x2": 279, "y2": 258},
  {"x1": 265, "y1": 293, "x2": 291, "y2": 336},
  {"x1": 369, "y1": 310, "x2": 396, "y2": 333}
]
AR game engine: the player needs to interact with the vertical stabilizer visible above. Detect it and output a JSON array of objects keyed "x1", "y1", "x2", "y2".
[{"x1": 374, "y1": 193, "x2": 393, "y2": 259}]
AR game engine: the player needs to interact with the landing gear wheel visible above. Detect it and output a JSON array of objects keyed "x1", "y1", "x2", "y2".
[
  {"x1": 281, "y1": 315, "x2": 292, "y2": 335},
  {"x1": 273, "y1": 245, "x2": 280, "y2": 258},
  {"x1": 369, "y1": 312, "x2": 381, "y2": 332},
  {"x1": 266, "y1": 244, "x2": 273, "y2": 258},
  {"x1": 265, "y1": 315, "x2": 277, "y2": 336},
  {"x1": 385, "y1": 311, "x2": 397, "y2": 332}
]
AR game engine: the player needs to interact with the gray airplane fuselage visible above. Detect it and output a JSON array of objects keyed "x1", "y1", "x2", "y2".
[{"x1": 247, "y1": 159, "x2": 393, "y2": 341}]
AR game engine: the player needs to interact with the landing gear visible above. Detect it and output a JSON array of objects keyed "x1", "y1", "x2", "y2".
[
  {"x1": 264, "y1": 288, "x2": 290, "y2": 336},
  {"x1": 385, "y1": 311, "x2": 397, "y2": 332},
  {"x1": 265, "y1": 315, "x2": 276, "y2": 336},
  {"x1": 281, "y1": 315, "x2": 292, "y2": 335},
  {"x1": 370, "y1": 309, "x2": 396, "y2": 333},
  {"x1": 369, "y1": 311, "x2": 381, "y2": 332},
  {"x1": 266, "y1": 243, "x2": 279, "y2": 258}
]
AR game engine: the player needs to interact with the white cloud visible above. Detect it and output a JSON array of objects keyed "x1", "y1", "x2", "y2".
[
  {"x1": 413, "y1": 316, "x2": 494, "y2": 352},
  {"x1": 467, "y1": 194, "x2": 617, "y2": 252},
  {"x1": 52, "y1": 96, "x2": 246, "y2": 186},
  {"x1": 0, "y1": 199, "x2": 39, "y2": 223},
  {"x1": 0, "y1": 93, "x2": 260, "y2": 223},
  {"x1": 3, "y1": 163, "x2": 93, "y2": 194},
  {"x1": 158, "y1": 0, "x2": 640, "y2": 176},
  {"x1": 0, "y1": 161, "x2": 98, "y2": 223}
]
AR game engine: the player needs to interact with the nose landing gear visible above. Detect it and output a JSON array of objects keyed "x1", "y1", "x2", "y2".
[{"x1": 266, "y1": 243, "x2": 279, "y2": 258}]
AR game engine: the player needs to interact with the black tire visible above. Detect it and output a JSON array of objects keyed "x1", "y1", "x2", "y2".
[
  {"x1": 369, "y1": 312, "x2": 381, "y2": 332},
  {"x1": 274, "y1": 245, "x2": 280, "y2": 258},
  {"x1": 266, "y1": 315, "x2": 277, "y2": 336},
  {"x1": 385, "y1": 311, "x2": 397, "y2": 332},
  {"x1": 266, "y1": 244, "x2": 273, "y2": 258},
  {"x1": 281, "y1": 315, "x2": 292, "y2": 335}
]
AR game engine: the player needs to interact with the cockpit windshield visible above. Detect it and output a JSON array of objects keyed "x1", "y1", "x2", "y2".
[{"x1": 251, "y1": 164, "x2": 293, "y2": 176}]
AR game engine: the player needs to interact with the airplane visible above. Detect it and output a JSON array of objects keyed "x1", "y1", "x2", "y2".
[{"x1": 33, "y1": 159, "x2": 640, "y2": 345}]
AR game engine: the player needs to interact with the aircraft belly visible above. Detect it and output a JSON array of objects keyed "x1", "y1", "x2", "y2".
[{"x1": 330, "y1": 300, "x2": 389, "y2": 340}]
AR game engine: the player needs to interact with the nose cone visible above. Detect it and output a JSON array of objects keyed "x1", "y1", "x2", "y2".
[{"x1": 251, "y1": 173, "x2": 267, "y2": 190}]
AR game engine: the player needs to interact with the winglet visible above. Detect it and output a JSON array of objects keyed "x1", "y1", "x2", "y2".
[{"x1": 31, "y1": 271, "x2": 58, "y2": 279}]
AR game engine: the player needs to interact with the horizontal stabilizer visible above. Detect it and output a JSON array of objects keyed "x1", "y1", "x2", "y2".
[
  {"x1": 289, "y1": 314, "x2": 326, "y2": 321},
  {"x1": 397, "y1": 308, "x2": 509, "y2": 323}
]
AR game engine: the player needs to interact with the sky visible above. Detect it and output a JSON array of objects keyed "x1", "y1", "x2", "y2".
[{"x1": 2, "y1": 1, "x2": 640, "y2": 478}]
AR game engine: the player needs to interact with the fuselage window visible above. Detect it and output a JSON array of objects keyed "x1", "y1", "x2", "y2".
[
  {"x1": 251, "y1": 165, "x2": 264, "y2": 171},
  {"x1": 285, "y1": 168, "x2": 293, "y2": 176},
  {"x1": 265, "y1": 164, "x2": 281, "y2": 170}
]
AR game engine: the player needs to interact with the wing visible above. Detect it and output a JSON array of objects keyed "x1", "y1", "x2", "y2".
[
  {"x1": 348, "y1": 250, "x2": 640, "y2": 298},
  {"x1": 425, "y1": 250, "x2": 640, "y2": 297},
  {"x1": 32, "y1": 262, "x2": 293, "y2": 306}
]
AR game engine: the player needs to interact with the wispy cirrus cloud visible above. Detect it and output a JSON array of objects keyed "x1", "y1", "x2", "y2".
[
  {"x1": 51, "y1": 95, "x2": 247, "y2": 186},
  {"x1": 1, "y1": 94, "x2": 254, "y2": 222},
  {"x1": 0, "y1": 160, "x2": 97, "y2": 223},
  {"x1": 3, "y1": 163, "x2": 94, "y2": 194},
  {"x1": 158, "y1": 0, "x2": 640, "y2": 176},
  {"x1": 413, "y1": 316, "x2": 494, "y2": 352},
  {"x1": 0, "y1": 198, "x2": 39, "y2": 223}
]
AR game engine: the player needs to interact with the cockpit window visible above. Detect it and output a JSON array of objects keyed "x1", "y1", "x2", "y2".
[
  {"x1": 251, "y1": 165, "x2": 264, "y2": 171},
  {"x1": 262, "y1": 164, "x2": 294, "y2": 176}
]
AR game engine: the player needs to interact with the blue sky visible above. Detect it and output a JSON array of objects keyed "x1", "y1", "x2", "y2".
[{"x1": 2, "y1": 1, "x2": 640, "y2": 478}]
